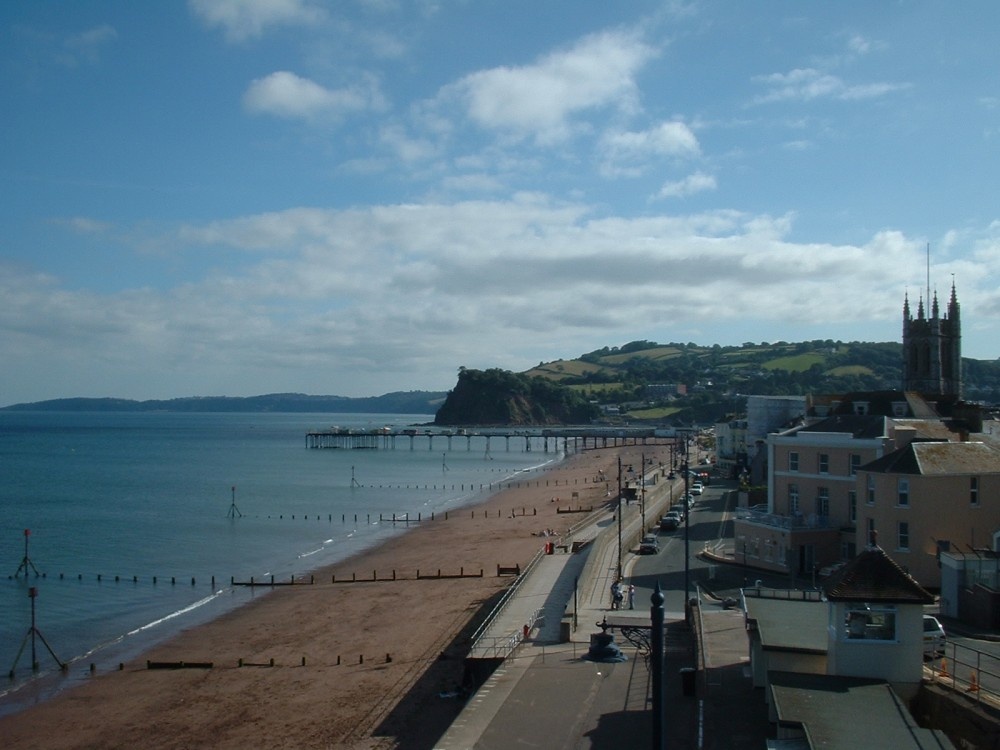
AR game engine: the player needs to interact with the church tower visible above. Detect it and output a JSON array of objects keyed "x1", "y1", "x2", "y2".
[{"x1": 902, "y1": 282, "x2": 961, "y2": 397}]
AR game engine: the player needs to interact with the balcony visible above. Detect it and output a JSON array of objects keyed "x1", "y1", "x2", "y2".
[{"x1": 735, "y1": 505, "x2": 832, "y2": 530}]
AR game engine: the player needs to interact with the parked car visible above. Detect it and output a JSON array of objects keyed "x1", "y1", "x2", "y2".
[
  {"x1": 660, "y1": 511, "x2": 682, "y2": 530},
  {"x1": 639, "y1": 534, "x2": 660, "y2": 554},
  {"x1": 923, "y1": 615, "x2": 946, "y2": 657},
  {"x1": 690, "y1": 483, "x2": 704, "y2": 495}
]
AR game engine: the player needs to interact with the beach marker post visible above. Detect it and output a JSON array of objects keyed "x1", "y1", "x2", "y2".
[
  {"x1": 9, "y1": 586, "x2": 65, "y2": 678},
  {"x1": 227, "y1": 486, "x2": 242, "y2": 519},
  {"x1": 13, "y1": 528, "x2": 40, "y2": 578}
]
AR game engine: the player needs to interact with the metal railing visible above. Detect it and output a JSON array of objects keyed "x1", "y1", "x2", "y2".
[
  {"x1": 469, "y1": 607, "x2": 545, "y2": 660},
  {"x1": 925, "y1": 641, "x2": 1000, "y2": 708},
  {"x1": 467, "y1": 549, "x2": 546, "y2": 658}
]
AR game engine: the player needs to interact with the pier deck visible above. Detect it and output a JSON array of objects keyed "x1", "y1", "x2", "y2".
[{"x1": 304, "y1": 427, "x2": 682, "y2": 452}]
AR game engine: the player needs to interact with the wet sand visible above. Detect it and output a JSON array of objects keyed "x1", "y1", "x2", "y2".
[{"x1": 0, "y1": 445, "x2": 666, "y2": 749}]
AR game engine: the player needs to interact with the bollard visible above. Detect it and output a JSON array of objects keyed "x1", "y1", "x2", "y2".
[
  {"x1": 90, "y1": 663, "x2": 96, "y2": 674},
  {"x1": 386, "y1": 653, "x2": 391, "y2": 663},
  {"x1": 969, "y1": 671, "x2": 980, "y2": 692},
  {"x1": 269, "y1": 658, "x2": 274, "y2": 667},
  {"x1": 301, "y1": 656, "x2": 306, "y2": 666},
  {"x1": 337, "y1": 655, "x2": 341, "y2": 665},
  {"x1": 359, "y1": 655, "x2": 364, "y2": 665}
]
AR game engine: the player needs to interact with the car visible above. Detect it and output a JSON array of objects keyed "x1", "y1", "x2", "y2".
[
  {"x1": 690, "y1": 483, "x2": 703, "y2": 495},
  {"x1": 639, "y1": 534, "x2": 660, "y2": 554},
  {"x1": 660, "y1": 511, "x2": 682, "y2": 530},
  {"x1": 923, "y1": 615, "x2": 946, "y2": 657}
]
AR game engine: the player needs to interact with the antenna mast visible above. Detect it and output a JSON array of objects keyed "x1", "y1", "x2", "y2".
[{"x1": 926, "y1": 242, "x2": 931, "y2": 307}]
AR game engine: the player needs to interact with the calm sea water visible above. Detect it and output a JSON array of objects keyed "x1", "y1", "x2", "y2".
[{"x1": 0, "y1": 411, "x2": 560, "y2": 714}]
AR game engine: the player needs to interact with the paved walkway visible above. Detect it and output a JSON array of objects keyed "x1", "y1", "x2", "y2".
[{"x1": 435, "y1": 474, "x2": 766, "y2": 749}]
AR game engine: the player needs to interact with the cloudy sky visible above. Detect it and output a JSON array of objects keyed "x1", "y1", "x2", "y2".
[{"x1": 3, "y1": 1, "x2": 999, "y2": 405}]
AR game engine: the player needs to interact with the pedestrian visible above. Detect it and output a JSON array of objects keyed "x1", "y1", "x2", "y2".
[
  {"x1": 610, "y1": 580, "x2": 622, "y2": 610},
  {"x1": 628, "y1": 584, "x2": 636, "y2": 610}
]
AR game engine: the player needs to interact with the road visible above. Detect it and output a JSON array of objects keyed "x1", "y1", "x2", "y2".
[{"x1": 628, "y1": 477, "x2": 736, "y2": 616}]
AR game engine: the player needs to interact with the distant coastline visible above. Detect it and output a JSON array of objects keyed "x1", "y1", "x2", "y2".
[{"x1": 0, "y1": 391, "x2": 447, "y2": 414}]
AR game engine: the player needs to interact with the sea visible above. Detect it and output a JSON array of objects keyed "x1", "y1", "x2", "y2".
[{"x1": 0, "y1": 411, "x2": 562, "y2": 716}]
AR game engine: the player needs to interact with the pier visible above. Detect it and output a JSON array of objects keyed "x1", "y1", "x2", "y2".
[{"x1": 305, "y1": 427, "x2": 680, "y2": 452}]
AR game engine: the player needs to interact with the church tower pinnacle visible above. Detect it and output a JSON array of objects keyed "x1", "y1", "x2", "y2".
[{"x1": 902, "y1": 281, "x2": 962, "y2": 397}]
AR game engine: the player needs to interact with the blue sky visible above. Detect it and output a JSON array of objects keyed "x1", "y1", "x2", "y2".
[{"x1": 3, "y1": 1, "x2": 1000, "y2": 405}]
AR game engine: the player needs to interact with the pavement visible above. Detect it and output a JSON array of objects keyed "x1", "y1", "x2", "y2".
[{"x1": 434, "y1": 476, "x2": 769, "y2": 750}]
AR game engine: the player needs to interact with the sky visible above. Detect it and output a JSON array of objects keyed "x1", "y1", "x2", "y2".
[{"x1": 3, "y1": 1, "x2": 1000, "y2": 406}]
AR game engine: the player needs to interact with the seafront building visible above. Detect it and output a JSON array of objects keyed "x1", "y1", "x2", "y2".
[
  {"x1": 744, "y1": 541, "x2": 958, "y2": 748},
  {"x1": 733, "y1": 287, "x2": 1000, "y2": 608}
]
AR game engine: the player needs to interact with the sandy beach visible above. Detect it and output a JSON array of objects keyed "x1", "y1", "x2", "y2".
[{"x1": 0, "y1": 445, "x2": 665, "y2": 749}]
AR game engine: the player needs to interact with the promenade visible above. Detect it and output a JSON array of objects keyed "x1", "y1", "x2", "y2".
[{"x1": 435, "y1": 473, "x2": 768, "y2": 749}]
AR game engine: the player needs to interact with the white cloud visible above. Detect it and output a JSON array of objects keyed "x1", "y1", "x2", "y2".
[
  {"x1": 599, "y1": 121, "x2": 700, "y2": 176},
  {"x1": 7, "y1": 201, "x2": 1000, "y2": 402},
  {"x1": 655, "y1": 171, "x2": 717, "y2": 199},
  {"x1": 752, "y1": 67, "x2": 908, "y2": 104},
  {"x1": 189, "y1": 0, "x2": 326, "y2": 42},
  {"x1": 243, "y1": 71, "x2": 384, "y2": 121},
  {"x1": 445, "y1": 29, "x2": 657, "y2": 144}
]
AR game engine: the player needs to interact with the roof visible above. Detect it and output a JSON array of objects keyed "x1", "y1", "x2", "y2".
[
  {"x1": 769, "y1": 671, "x2": 956, "y2": 750},
  {"x1": 824, "y1": 544, "x2": 934, "y2": 604},
  {"x1": 894, "y1": 419, "x2": 965, "y2": 441},
  {"x1": 797, "y1": 414, "x2": 890, "y2": 439},
  {"x1": 862, "y1": 440, "x2": 1000, "y2": 476},
  {"x1": 744, "y1": 596, "x2": 828, "y2": 654}
]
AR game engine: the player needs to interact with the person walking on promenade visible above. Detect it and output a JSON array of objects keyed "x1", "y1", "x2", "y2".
[
  {"x1": 628, "y1": 584, "x2": 636, "y2": 609},
  {"x1": 610, "y1": 580, "x2": 623, "y2": 610}
]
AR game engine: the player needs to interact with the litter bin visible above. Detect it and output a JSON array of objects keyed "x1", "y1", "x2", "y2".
[{"x1": 680, "y1": 667, "x2": 696, "y2": 697}]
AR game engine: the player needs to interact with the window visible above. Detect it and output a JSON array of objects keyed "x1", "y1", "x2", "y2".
[
  {"x1": 788, "y1": 484, "x2": 800, "y2": 514},
  {"x1": 866, "y1": 475, "x2": 876, "y2": 505},
  {"x1": 897, "y1": 521, "x2": 910, "y2": 551},
  {"x1": 818, "y1": 453, "x2": 829, "y2": 474},
  {"x1": 789, "y1": 452, "x2": 799, "y2": 472},
  {"x1": 816, "y1": 487, "x2": 829, "y2": 518},
  {"x1": 848, "y1": 491, "x2": 857, "y2": 524},
  {"x1": 971, "y1": 477, "x2": 980, "y2": 506},
  {"x1": 850, "y1": 454, "x2": 861, "y2": 476},
  {"x1": 897, "y1": 478, "x2": 909, "y2": 507},
  {"x1": 845, "y1": 604, "x2": 897, "y2": 641}
]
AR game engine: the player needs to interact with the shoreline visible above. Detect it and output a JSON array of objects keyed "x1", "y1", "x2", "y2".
[
  {"x1": 0, "y1": 443, "x2": 669, "y2": 749},
  {"x1": 0, "y1": 446, "x2": 562, "y2": 716}
]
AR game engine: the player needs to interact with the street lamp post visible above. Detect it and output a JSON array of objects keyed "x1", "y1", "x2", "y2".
[
  {"x1": 640, "y1": 452, "x2": 646, "y2": 533},
  {"x1": 617, "y1": 455, "x2": 623, "y2": 582},
  {"x1": 680, "y1": 430, "x2": 691, "y2": 620}
]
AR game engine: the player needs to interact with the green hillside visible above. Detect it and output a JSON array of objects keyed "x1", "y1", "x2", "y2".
[{"x1": 518, "y1": 339, "x2": 1000, "y2": 424}]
